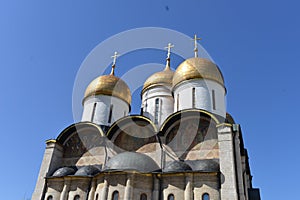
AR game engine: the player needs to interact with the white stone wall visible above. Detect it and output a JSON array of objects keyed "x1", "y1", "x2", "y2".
[
  {"x1": 142, "y1": 86, "x2": 174, "y2": 127},
  {"x1": 32, "y1": 141, "x2": 63, "y2": 200},
  {"x1": 193, "y1": 174, "x2": 220, "y2": 200},
  {"x1": 173, "y1": 79, "x2": 226, "y2": 117},
  {"x1": 68, "y1": 179, "x2": 90, "y2": 200},
  {"x1": 217, "y1": 125, "x2": 239, "y2": 200},
  {"x1": 82, "y1": 95, "x2": 130, "y2": 126},
  {"x1": 43, "y1": 172, "x2": 220, "y2": 200}
]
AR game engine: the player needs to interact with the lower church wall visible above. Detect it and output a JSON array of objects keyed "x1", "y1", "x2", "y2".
[{"x1": 44, "y1": 172, "x2": 220, "y2": 200}]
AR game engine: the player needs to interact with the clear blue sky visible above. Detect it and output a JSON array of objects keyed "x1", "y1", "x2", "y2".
[{"x1": 0, "y1": 0, "x2": 299, "y2": 199}]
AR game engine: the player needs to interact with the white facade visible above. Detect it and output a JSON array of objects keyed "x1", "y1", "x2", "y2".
[
  {"x1": 82, "y1": 95, "x2": 130, "y2": 126},
  {"x1": 173, "y1": 79, "x2": 226, "y2": 117},
  {"x1": 141, "y1": 86, "x2": 174, "y2": 127}
]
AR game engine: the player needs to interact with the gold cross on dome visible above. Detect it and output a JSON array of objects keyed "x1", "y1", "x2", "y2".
[
  {"x1": 192, "y1": 34, "x2": 202, "y2": 57},
  {"x1": 164, "y1": 43, "x2": 174, "y2": 59}
]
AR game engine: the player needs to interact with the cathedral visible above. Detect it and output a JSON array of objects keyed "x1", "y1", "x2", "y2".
[{"x1": 32, "y1": 36, "x2": 261, "y2": 200}]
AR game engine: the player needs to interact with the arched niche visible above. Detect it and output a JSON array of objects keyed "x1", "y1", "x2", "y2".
[
  {"x1": 56, "y1": 122, "x2": 109, "y2": 166},
  {"x1": 160, "y1": 109, "x2": 219, "y2": 160},
  {"x1": 107, "y1": 116, "x2": 160, "y2": 153}
]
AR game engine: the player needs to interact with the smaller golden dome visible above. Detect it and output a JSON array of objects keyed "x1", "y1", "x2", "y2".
[
  {"x1": 142, "y1": 64, "x2": 174, "y2": 94},
  {"x1": 173, "y1": 57, "x2": 225, "y2": 88},
  {"x1": 84, "y1": 74, "x2": 131, "y2": 105}
]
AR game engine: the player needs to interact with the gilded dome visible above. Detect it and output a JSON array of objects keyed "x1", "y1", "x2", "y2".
[
  {"x1": 142, "y1": 65, "x2": 174, "y2": 94},
  {"x1": 172, "y1": 57, "x2": 224, "y2": 88},
  {"x1": 84, "y1": 74, "x2": 131, "y2": 105}
]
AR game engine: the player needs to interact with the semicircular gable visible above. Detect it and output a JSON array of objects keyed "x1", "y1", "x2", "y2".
[
  {"x1": 56, "y1": 122, "x2": 107, "y2": 166},
  {"x1": 160, "y1": 109, "x2": 220, "y2": 133},
  {"x1": 160, "y1": 109, "x2": 219, "y2": 160},
  {"x1": 107, "y1": 115, "x2": 159, "y2": 152},
  {"x1": 57, "y1": 122, "x2": 105, "y2": 145}
]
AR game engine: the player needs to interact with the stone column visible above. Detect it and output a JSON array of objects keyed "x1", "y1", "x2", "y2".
[
  {"x1": 32, "y1": 140, "x2": 64, "y2": 200},
  {"x1": 88, "y1": 179, "x2": 97, "y2": 200},
  {"x1": 233, "y1": 124, "x2": 246, "y2": 200},
  {"x1": 100, "y1": 178, "x2": 108, "y2": 200},
  {"x1": 60, "y1": 179, "x2": 70, "y2": 200},
  {"x1": 124, "y1": 174, "x2": 134, "y2": 200},
  {"x1": 152, "y1": 175, "x2": 160, "y2": 200},
  {"x1": 184, "y1": 173, "x2": 193, "y2": 200},
  {"x1": 217, "y1": 124, "x2": 238, "y2": 200}
]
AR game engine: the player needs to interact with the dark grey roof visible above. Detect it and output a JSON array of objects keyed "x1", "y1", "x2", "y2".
[
  {"x1": 105, "y1": 152, "x2": 160, "y2": 173},
  {"x1": 163, "y1": 160, "x2": 192, "y2": 172},
  {"x1": 52, "y1": 167, "x2": 76, "y2": 177},
  {"x1": 186, "y1": 159, "x2": 219, "y2": 172},
  {"x1": 74, "y1": 165, "x2": 100, "y2": 176}
]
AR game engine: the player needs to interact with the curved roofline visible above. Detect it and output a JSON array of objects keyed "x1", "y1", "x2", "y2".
[
  {"x1": 56, "y1": 122, "x2": 105, "y2": 144},
  {"x1": 106, "y1": 115, "x2": 158, "y2": 139},
  {"x1": 172, "y1": 57, "x2": 225, "y2": 88},
  {"x1": 83, "y1": 74, "x2": 132, "y2": 105},
  {"x1": 226, "y1": 112, "x2": 236, "y2": 124},
  {"x1": 159, "y1": 109, "x2": 220, "y2": 133}
]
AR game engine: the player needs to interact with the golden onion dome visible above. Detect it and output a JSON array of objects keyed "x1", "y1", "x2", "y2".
[
  {"x1": 142, "y1": 64, "x2": 174, "y2": 94},
  {"x1": 172, "y1": 57, "x2": 225, "y2": 88},
  {"x1": 83, "y1": 74, "x2": 131, "y2": 105}
]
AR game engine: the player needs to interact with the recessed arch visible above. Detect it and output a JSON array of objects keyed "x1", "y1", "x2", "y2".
[
  {"x1": 160, "y1": 109, "x2": 219, "y2": 160},
  {"x1": 202, "y1": 193, "x2": 210, "y2": 200},
  {"x1": 56, "y1": 122, "x2": 105, "y2": 145},
  {"x1": 160, "y1": 109, "x2": 220, "y2": 134},
  {"x1": 106, "y1": 115, "x2": 159, "y2": 152},
  {"x1": 112, "y1": 190, "x2": 119, "y2": 200}
]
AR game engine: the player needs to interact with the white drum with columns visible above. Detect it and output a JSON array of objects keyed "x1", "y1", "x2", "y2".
[
  {"x1": 141, "y1": 55, "x2": 175, "y2": 127},
  {"x1": 173, "y1": 79, "x2": 226, "y2": 117},
  {"x1": 142, "y1": 85, "x2": 174, "y2": 126},
  {"x1": 81, "y1": 65, "x2": 131, "y2": 126},
  {"x1": 82, "y1": 95, "x2": 130, "y2": 126},
  {"x1": 172, "y1": 57, "x2": 226, "y2": 118}
]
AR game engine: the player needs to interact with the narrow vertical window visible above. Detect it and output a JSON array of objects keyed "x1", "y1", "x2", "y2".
[
  {"x1": 74, "y1": 195, "x2": 80, "y2": 200},
  {"x1": 168, "y1": 194, "x2": 174, "y2": 200},
  {"x1": 144, "y1": 101, "x2": 148, "y2": 112},
  {"x1": 140, "y1": 107, "x2": 144, "y2": 115},
  {"x1": 112, "y1": 191, "x2": 119, "y2": 200},
  {"x1": 212, "y1": 90, "x2": 216, "y2": 110},
  {"x1": 140, "y1": 193, "x2": 147, "y2": 200},
  {"x1": 192, "y1": 87, "x2": 196, "y2": 108},
  {"x1": 202, "y1": 193, "x2": 210, "y2": 200},
  {"x1": 108, "y1": 105, "x2": 113, "y2": 123},
  {"x1": 177, "y1": 93, "x2": 179, "y2": 111},
  {"x1": 95, "y1": 194, "x2": 99, "y2": 200},
  {"x1": 47, "y1": 196, "x2": 53, "y2": 200},
  {"x1": 91, "y1": 103, "x2": 97, "y2": 122},
  {"x1": 154, "y1": 98, "x2": 159, "y2": 124}
]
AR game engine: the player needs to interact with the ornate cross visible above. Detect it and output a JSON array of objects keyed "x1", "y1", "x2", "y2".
[
  {"x1": 110, "y1": 51, "x2": 120, "y2": 75},
  {"x1": 165, "y1": 43, "x2": 174, "y2": 59},
  {"x1": 111, "y1": 51, "x2": 119, "y2": 66},
  {"x1": 192, "y1": 34, "x2": 202, "y2": 57}
]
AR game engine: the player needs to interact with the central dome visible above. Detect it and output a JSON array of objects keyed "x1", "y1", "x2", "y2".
[
  {"x1": 142, "y1": 66, "x2": 174, "y2": 94},
  {"x1": 84, "y1": 74, "x2": 131, "y2": 105},
  {"x1": 172, "y1": 57, "x2": 224, "y2": 88}
]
